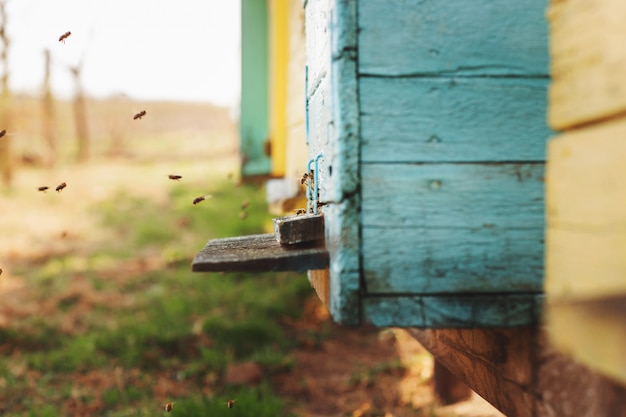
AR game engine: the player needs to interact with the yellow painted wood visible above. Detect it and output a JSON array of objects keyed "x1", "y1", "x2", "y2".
[
  {"x1": 548, "y1": 0, "x2": 626, "y2": 130},
  {"x1": 546, "y1": 116, "x2": 626, "y2": 299},
  {"x1": 268, "y1": 0, "x2": 289, "y2": 177},
  {"x1": 548, "y1": 298, "x2": 626, "y2": 386}
]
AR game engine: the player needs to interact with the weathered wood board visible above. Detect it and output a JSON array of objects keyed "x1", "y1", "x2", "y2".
[
  {"x1": 192, "y1": 234, "x2": 328, "y2": 272},
  {"x1": 361, "y1": 77, "x2": 550, "y2": 163},
  {"x1": 362, "y1": 295, "x2": 542, "y2": 328},
  {"x1": 359, "y1": 0, "x2": 549, "y2": 77},
  {"x1": 409, "y1": 326, "x2": 626, "y2": 417},
  {"x1": 548, "y1": 0, "x2": 626, "y2": 130}
]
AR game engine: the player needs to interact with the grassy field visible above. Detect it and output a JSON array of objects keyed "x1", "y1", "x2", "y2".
[{"x1": 0, "y1": 98, "x2": 314, "y2": 416}]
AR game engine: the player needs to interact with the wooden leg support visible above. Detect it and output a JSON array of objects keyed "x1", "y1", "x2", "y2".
[{"x1": 408, "y1": 326, "x2": 626, "y2": 417}]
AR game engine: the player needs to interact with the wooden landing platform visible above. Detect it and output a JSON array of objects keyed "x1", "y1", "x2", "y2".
[
  {"x1": 191, "y1": 233, "x2": 329, "y2": 272},
  {"x1": 410, "y1": 326, "x2": 626, "y2": 417}
]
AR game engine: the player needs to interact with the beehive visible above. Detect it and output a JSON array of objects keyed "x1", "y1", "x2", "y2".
[{"x1": 304, "y1": 0, "x2": 551, "y2": 326}]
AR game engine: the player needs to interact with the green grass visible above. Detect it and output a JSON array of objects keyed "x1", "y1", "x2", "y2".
[{"x1": 0, "y1": 179, "x2": 307, "y2": 416}]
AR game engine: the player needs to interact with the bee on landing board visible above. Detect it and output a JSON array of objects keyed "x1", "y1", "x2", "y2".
[
  {"x1": 55, "y1": 182, "x2": 67, "y2": 192},
  {"x1": 58, "y1": 31, "x2": 71, "y2": 43},
  {"x1": 168, "y1": 174, "x2": 182, "y2": 181},
  {"x1": 133, "y1": 110, "x2": 147, "y2": 120},
  {"x1": 38, "y1": 186, "x2": 49, "y2": 192},
  {"x1": 295, "y1": 209, "x2": 306, "y2": 215},
  {"x1": 164, "y1": 402, "x2": 175, "y2": 412}
]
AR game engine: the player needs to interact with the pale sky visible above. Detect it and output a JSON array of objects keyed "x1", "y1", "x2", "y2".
[{"x1": 5, "y1": 0, "x2": 241, "y2": 108}]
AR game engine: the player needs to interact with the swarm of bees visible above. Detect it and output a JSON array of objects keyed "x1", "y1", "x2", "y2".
[
  {"x1": 133, "y1": 110, "x2": 147, "y2": 120},
  {"x1": 58, "y1": 31, "x2": 71, "y2": 43}
]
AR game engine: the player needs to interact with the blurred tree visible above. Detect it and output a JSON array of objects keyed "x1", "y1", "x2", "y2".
[
  {"x1": 70, "y1": 60, "x2": 90, "y2": 162},
  {"x1": 41, "y1": 49, "x2": 57, "y2": 167},
  {"x1": 0, "y1": 0, "x2": 12, "y2": 186}
]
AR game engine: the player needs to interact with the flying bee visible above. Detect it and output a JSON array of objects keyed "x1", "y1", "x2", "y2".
[
  {"x1": 164, "y1": 402, "x2": 175, "y2": 412},
  {"x1": 240, "y1": 199, "x2": 250, "y2": 210},
  {"x1": 133, "y1": 110, "x2": 147, "y2": 120},
  {"x1": 55, "y1": 182, "x2": 67, "y2": 192},
  {"x1": 0, "y1": 268, "x2": 3, "y2": 276},
  {"x1": 38, "y1": 186, "x2": 49, "y2": 192},
  {"x1": 0, "y1": 129, "x2": 6, "y2": 138},
  {"x1": 58, "y1": 31, "x2": 71, "y2": 43},
  {"x1": 295, "y1": 209, "x2": 306, "y2": 215},
  {"x1": 193, "y1": 195, "x2": 213, "y2": 205},
  {"x1": 227, "y1": 399, "x2": 236, "y2": 409},
  {"x1": 168, "y1": 174, "x2": 182, "y2": 181},
  {"x1": 239, "y1": 211, "x2": 248, "y2": 220}
]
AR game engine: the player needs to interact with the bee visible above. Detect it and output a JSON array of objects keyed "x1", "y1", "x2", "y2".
[
  {"x1": 133, "y1": 110, "x2": 147, "y2": 120},
  {"x1": 239, "y1": 211, "x2": 248, "y2": 220},
  {"x1": 38, "y1": 186, "x2": 49, "y2": 192},
  {"x1": 164, "y1": 402, "x2": 175, "y2": 412},
  {"x1": 227, "y1": 399, "x2": 236, "y2": 409},
  {"x1": 300, "y1": 172, "x2": 309, "y2": 185},
  {"x1": 58, "y1": 31, "x2": 71, "y2": 43},
  {"x1": 0, "y1": 129, "x2": 6, "y2": 138},
  {"x1": 240, "y1": 200, "x2": 250, "y2": 210},
  {"x1": 192, "y1": 195, "x2": 208, "y2": 205},
  {"x1": 0, "y1": 268, "x2": 3, "y2": 276},
  {"x1": 168, "y1": 174, "x2": 182, "y2": 181},
  {"x1": 295, "y1": 209, "x2": 306, "y2": 215},
  {"x1": 55, "y1": 182, "x2": 67, "y2": 192}
]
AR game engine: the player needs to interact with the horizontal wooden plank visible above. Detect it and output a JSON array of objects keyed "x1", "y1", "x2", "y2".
[
  {"x1": 547, "y1": 0, "x2": 626, "y2": 129},
  {"x1": 359, "y1": 0, "x2": 549, "y2": 76},
  {"x1": 360, "y1": 77, "x2": 550, "y2": 162},
  {"x1": 548, "y1": 296, "x2": 626, "y2": 387},
  {"x1": 362, "y1": 294, "x2": 542, "y2": 327},
  {"x1": 192, "y1": 234, "x2": 329, "y2": 272},
  {"x1": 362, "y1": 163, "x2": 545, "y2": 228},
  {"x1": 273, "y1": 213, "x2": 325, "y2": 245},
  {"x1": 546, "y1": 118, "x2": 626, "y2": 300},
  {"x1": 363, "y1": 226, "x2": 544, "y2": 294}
]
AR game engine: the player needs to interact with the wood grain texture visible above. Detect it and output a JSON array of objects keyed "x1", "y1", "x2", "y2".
[
  {"x1": 359, "y1": 0, "x2": 549, "y2": 77},
  {"x1": 363, "y1": 226, "x2": 543, "y2": 294},
  {"x1": 548, "y1": 0, "x2": 626, "y2": 130},
  {"x1": 361, "y1": 163, "x2": 544, "y2": 293},
  {"x1": 409, "y1": 326, "x2": 626, "y2": 417},
  {"x1": 546, "y1": 118, "x2": 626, "y2": 299},
  {"x1": 362, "y1": 294, "x2": 542, "y2": 327},
  {"x1": 362, "y1": 163, "x2": 545, "y2": 228},
  {"x1": 273, "y1": 213, "x2": 325, "y2": 244},
  {"x1": 191, "y1": 234, "x2": 329, "y2": 272},
  {"x1": 360, "y1": 77, "x2": 550, "y2": 162}
]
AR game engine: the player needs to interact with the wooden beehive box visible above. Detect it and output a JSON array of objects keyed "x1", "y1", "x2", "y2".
[{"x1": 305, "y1": 0, "x2": 551, "y2": 326}]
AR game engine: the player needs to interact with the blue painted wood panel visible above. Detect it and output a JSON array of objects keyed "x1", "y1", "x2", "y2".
[
  {"x1": 358, "y1": 0, "x2": 549, "y2": 77},
  {"x1": 360, "y1": 77, "x2": 550, "y2": 163},
  {"x1": 361, "y1": 163, "x2": 544, "y2": 228},
  {"x1": 361, "y1": 163, "x2": 544, "y2": 293},
  {"x1": 362, "y1": 294, "x2": 543, "y2": 327}
]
